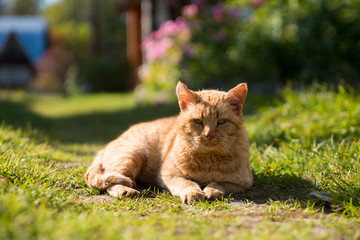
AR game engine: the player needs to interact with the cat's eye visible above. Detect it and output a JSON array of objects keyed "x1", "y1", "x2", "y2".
[
  {"x1": 217, "y1": 118, "x2": 227, "y2": 125},
  {"x1": 194, "y1": 119, "x2": 203, "y2": 125}
]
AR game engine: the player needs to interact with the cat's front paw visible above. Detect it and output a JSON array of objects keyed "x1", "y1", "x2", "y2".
[
  {"x1": 180, "y1": 190, "x2": 206, "y2": 204},
  {"x1": 107, "y1": 185, "x2": 141, "y2": 199},
  {"x1": 203, "y1": 186, "x2": 224, "y2": 200}
]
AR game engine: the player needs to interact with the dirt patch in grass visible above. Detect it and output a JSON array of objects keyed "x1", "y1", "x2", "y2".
[
  {"x1": 54, "y1": 162, "x2": 80, "y2": 169},
  {"x1": 79, "y1": 194, "x2": 115, "y2": 203},
  {"x1": 0, "y1": 176, "x2": 8, "y2": 185}
]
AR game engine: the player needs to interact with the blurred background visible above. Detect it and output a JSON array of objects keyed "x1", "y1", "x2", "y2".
[
  {"x1": 1, "y1": 1, "x2": 360, "y2": 221},
  {"x1": 0, "y1": 0, "x2": 359, "y2": 102}
]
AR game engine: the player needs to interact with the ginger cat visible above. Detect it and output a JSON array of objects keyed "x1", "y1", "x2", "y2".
[{"x1": 84, "y1": 82, "x2": 252, "y2": 204}]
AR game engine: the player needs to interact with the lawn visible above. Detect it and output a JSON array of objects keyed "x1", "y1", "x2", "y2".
[{"x1": 0, "y1": 84, "x2": 359, "y2": 239}]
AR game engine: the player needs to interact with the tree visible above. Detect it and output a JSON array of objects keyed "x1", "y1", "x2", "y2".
[
  {"x1": 42, "y1": 0, "x2": 129, "y2": 92},
  {"x1": 8, "y1": 0, "x2": 42, "y2": 15},
  {"x1": 88, "y1": 0, "x2": 101, "y2": 57}
]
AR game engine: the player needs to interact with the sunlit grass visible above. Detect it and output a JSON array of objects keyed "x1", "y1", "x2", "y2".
[
  {"x1": 29, "y1": 93, "x2": 136, "y2": 118},
  {"x1": 1, "y1": 85, "x2": 360, "y2": 239}
]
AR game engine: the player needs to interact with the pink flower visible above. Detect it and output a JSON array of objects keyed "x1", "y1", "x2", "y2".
[
  {"x1": 141, "y1": 37, "x2": 155, "y2": 51},
  {"x1": 182, "y1": 4, "x2": 198, "y2": 17},
  {"x1": 141, "y1": 18, "x2": 190, "y2": 62},
  {"x1": 175, "y1": 17, "x2": 189, "y2": 32},
  {"x1": 144, "y1": 38, "x2": 173, "y2": 61},
  {"x1": 154, "y1": 18, "x2": 188, "y2": 39},
  {"x1": 160, "y1": 21, "x2": 178, "y2": 37}
]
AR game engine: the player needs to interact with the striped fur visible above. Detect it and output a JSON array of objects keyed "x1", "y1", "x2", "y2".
[{"x1": 84, "y1": 82, "x2": 252, "y2": 204}]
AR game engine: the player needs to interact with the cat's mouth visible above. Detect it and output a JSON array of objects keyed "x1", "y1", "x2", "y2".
[
  {"x1": 191, "y1": 136, "x2": 222, "y2": 150},
  {"x1": 200, "y1": 138, "x2": 220, "y2": 146}
]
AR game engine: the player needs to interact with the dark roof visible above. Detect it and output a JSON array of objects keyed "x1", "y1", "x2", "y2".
[
  {"x1": 0, "y1": 32, "x2": 34, "y2": 70},
  {"x1": 0, "y1": 16, "x2": 47, "y2": 64}
]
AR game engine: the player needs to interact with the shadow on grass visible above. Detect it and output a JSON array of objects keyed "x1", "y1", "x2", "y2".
[
  {"x1": 0, "y1": 99, "x2": 178, "y2": 144},
  {"x1": 229, "y1": 171, "x2": 330, "y2": 213},
  {"x1": 241, "y1": 172, "x2": 318, "y2": 203},
  {"x1": 0, "y1": 100, "x2": 50, "y2": 130},
  {"x1": 0, "y1": 92, "x2": 281, "y2": 144},
  {"x1": 49, "y1": 103, "x2": 179, "y2": 143},
  {"x1": 142, "y1": 172, "x2": 319, "y2": 204},
  {"x1": 114, "y1": 172, "x2": 323, "y2": 212}
]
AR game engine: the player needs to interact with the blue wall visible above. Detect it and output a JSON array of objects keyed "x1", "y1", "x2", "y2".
[{"x1": 0, "y1": 16, "x2": 47, "y2": 64}]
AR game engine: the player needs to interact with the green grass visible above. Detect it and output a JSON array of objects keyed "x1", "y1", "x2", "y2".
[{"x1": 1, "y1": 85, "x2": 360, "y2": 239}]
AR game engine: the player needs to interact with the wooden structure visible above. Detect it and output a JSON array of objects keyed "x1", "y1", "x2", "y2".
[
  {"x1": 126, "y1": 2, "x2": 142, "y2": 89},
  {"x1": 117, "y1": 0, "x2": 184, "y2": 89}
]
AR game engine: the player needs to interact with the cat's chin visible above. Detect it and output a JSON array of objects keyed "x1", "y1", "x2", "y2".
[
  {"x1": 195, "y1": 144, "x2": 229, "y2": 155},
  {"x1": 198, "y1": 139, "x2": 225, "y2": 150}
]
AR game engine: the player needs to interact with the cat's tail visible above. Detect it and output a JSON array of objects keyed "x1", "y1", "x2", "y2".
[{"x1": 84, "y1": 149, "x2": 105, "y2": 189}]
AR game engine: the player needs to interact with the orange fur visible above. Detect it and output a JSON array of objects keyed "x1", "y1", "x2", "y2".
[{"x1": 84, "y1": 82, "x2": 252, "y2": 204}]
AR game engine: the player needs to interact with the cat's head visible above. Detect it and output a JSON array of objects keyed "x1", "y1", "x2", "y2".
[{"x1": 176, "y1": 82, "x2": 247, "y2": 152}]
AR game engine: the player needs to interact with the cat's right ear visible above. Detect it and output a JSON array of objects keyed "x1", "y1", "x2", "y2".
[{"x1": 176, "y1": 82, "x2": 196, "y2": 111}]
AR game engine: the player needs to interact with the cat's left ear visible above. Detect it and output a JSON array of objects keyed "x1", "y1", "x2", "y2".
[
  {"x1": 176, "y1": 81, "x2": 196, "y2": 111},
  {"x1": 226, "y1": 83, "x2": 247, "y2": 112}
]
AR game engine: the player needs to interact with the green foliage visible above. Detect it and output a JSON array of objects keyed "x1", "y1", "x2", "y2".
[
  {"x1": 42, "y1": 0, "x2": 129, "y2": 92},
  {"x1": 77, "y1": 55, "x2": 129, "y2": 92},
  {"x1": 240, "y1": 0, "x2": 360, "y2": 83},
  {"x1": 247, "y1": 84, "x2": 360, "y2": 144},
  {"x1": 55, "y1": 22, "x2": 92, "y2": 53},
  {"x1": 140, "y1": 0, "x2": 360, "y2": 103},
  {"x1": 3, "y1": 0, "x2": 40, "y2": 15},
  {"x1": 182, "y1": 4, "x2": 245, "y2": 89}
]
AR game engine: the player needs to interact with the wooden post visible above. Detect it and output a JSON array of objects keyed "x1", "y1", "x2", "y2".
[{"x1": 126, "y1": 3, "x2": 141, "y2": 89}]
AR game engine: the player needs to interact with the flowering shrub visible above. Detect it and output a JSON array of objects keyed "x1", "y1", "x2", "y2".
[
  {"x1": 138, "y1": 2, "x2": 244, "y2": 103},
  {"x1": 138, "y1": 17, "x2": 190, "y2": 103},
  {"x1": 139, "y1": 0, "x2": 360, "y2": 104}
]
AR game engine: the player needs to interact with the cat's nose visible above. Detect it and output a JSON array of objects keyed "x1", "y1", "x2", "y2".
[
  {"x1": 204, "y1": 132, "x2": 215, "y2": 140},
  {"x1": 203, "y1": 126, "x2": 215, "y2": 140}
]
